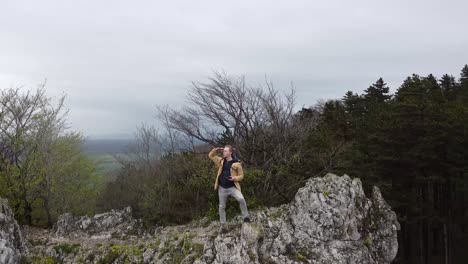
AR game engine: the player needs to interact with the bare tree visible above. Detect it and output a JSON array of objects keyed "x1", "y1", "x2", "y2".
[
  {"x1": 155, "y1": 104, "x2": 184, "y2": 156},
  {"x1": 155, "y1": 71, "x2": 318, "y2": 168},
  {"x1": 111, "y1": 122, "x2": 162, "y2": 171}
]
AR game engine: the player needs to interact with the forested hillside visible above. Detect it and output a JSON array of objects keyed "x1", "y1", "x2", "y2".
[
  {"x1": 98, "y1": 67, "x2": 468, "y2": 263},
  {"x1": 2, "y1": 65, "x2": 467, "y2": 263}
]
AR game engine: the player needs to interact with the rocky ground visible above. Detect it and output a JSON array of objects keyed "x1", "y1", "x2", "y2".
[{"x1": 1, "y1": 173, "x2": 400, "y2": 263}]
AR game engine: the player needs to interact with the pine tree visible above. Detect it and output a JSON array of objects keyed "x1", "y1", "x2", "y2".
[
  {"x1": 458, "y1": 64, "x2": 468, "y2": 101},
  {"x1": 460, "y1": 64, "x2": 468, "y2": 83},
  {"x1": 343, "y1": 90, "x2": 362, "y2": 113},
  {"x1": 424, "y1": 74, "x2": 445, "y2": 103},
  {"x1": 364, "y1": 77, "x2": 391, "y2": 104},
  {"x1": 440, "y1": 74, "x2": 457, "y2": 101}
]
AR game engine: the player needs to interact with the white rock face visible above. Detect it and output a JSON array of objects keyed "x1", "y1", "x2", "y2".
[
  {"x1": 0, "y1": 198, "x2": 27, "y2": 264},
  {"x1": 195, "y1": 173, "x2": 400, "y2": 264},
  {"x1": 52, "y1": 206, "x2": 146, "y2": 239},
  {"x1": 21, "y1": 172, "x2": 400, "y2": 263}
]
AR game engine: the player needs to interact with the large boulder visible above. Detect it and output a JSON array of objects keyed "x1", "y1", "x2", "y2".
[
  {"x1": 52, "y1": 206, "x2": 147, "y2": 239},
  {"x1": 199, "y1": 172, "x2": 400, "y2": 263},
  {"x1": 23, "y1": 173, "x2": 400, "y2": 264},
  {"x1": 0, "y1": 198, "x2": 27, "y2": 264}
]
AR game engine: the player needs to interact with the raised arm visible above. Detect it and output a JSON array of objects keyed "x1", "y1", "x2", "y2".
[{"x1": 208, "y1": 147, "x2": 222, "y2": 166}]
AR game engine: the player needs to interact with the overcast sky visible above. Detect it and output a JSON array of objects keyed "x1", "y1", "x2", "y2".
[{"x1": 1, "y1": 0, "x2": 467, "y2": 139}]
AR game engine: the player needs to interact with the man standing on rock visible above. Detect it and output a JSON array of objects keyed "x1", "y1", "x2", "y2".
[{"x1": 208, "y1": 145, "x2": 250, "y2": 233}]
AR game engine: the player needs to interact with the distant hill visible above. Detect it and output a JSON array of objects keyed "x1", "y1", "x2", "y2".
[
  {"x1": 82, "y1": 139, "x2": 135, "y2": 178},
  {"x1": 82, "y1": 138, "x2": 135, "y2": 155},
  {"x1": 81, "y1": 139, "x2": 215, "y2": 178}
]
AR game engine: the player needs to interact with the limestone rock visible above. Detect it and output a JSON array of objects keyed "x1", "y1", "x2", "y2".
[
  {"x1": 21, "y1": 172, "x2": 400, "y2": 263},
  {"x1": 0, "y1": 198, "x2": 27, "y2": 264},
  {"x1": 52, "y1": 206, "x2": 147, "y2": 239}
]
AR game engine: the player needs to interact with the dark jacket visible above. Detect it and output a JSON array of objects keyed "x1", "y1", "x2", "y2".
[
  {"x1": 208, "y1": 148, "x2": 244, "y2": 192},
  {"x1": 219, "y1": 157, "x2": 238, "y2": 188}
]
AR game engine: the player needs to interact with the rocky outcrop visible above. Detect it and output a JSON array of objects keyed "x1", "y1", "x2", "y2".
[
  {"x1": 52, "y1": 206, "x2": 147, "y2": 240},
  {"x1": 22, "y1": 172, "x2": 400, "y2": 263},
  {"x1": 196, "y1": 172, "x2": 400, "y2": 263},
  {"x1": 0, "y1": 197, "x2": 27, "y2": 264}
]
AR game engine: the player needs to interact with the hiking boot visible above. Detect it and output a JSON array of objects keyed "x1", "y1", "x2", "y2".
[{"x1": 243, "y1": 217, "x2": 251, "y2": 223}]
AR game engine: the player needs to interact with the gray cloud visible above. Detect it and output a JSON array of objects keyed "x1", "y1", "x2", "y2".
[{"x1": 1, "y1": 0, "x2": 467, "y2": 138}]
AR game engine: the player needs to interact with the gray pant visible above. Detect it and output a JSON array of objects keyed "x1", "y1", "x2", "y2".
[{"x1": 218, "y1": 186, "x2": 250, "y2": 224}]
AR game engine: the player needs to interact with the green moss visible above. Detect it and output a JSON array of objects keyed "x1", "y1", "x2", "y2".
[
  {"x1": 269, "y1": 207, "x2": 287, "y2": 220},
  {"x1": 296, "y1": 252, "x2": 307, "y2": 262},
  {"x1": 27, "y1": 238, "x2": 43, "y2": 246},
  {"x1": 364, "y1": 236, "x2": 372, "y2": 248},
  {"x1": 128, "y1": 245, "x2": 143, "y2": 256},
  {"x1": 97, "y1": 246, "x2": 121, "y2": 264},
  {"x1": 158, "y1": 232, "x2": 204, "y2": 262},
  {"x1": 150, "y1": 238, "x2": 161, "y2": 248},
  {"x1": 76, "y1": 256, "x2": 85, "y2": 264},
  {"x1": 295, "y1": 248, "x2": 310, "y2": 263},
  {"x1": 192, "y1": 242, "x2": 204, "y2": 259},
  {"x1": 98, "y1": 251, "x2": 120, "y2": 264},
  {"x1": 97, "y1": 243, "x2": 144, "y2": 264},
  {"x1": 321, "y1": 189, "x2": 330, "y2": 196},
  {"x1": 158, "y1": 240, "x2": 172, "y2": 259},
  {"x1": 247, "y1": 249, "x2": 256, "y2": 261},
  {"x1": 85, "y1": 253, "x2": 96, "y2": 262},
  {"x1": 52, "y1": 243, "x2": 80, "y2": 254},
  {"x1": 19, "y1": 256, "x2": 32, "y2": 264},
  {"x1": 23, "y1": 256, "x2": 60, "y2": 264}
]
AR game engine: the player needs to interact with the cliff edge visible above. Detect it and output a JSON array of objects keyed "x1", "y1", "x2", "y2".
[{"x1": 4, "y1": 173, "x2": 400, "y2": 263}]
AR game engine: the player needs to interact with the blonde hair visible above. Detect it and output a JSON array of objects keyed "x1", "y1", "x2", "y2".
[
  {"x1": 224, "y1": 145, "x2": 234, "y2": 153},
  {"x1": 224, "y1": 145, "x2": 237, "y2": 159}
]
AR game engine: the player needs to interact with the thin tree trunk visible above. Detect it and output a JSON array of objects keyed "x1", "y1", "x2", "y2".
[
  {"x1": 44, "y1": 196, "x2": 52, "y2": 227},
  {"x1": 443, "y1": 222, "x2": 448, "y2": 264}
]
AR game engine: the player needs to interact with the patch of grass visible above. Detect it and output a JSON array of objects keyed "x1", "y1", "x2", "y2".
[
  {"x1": 27, "y1": 238, "x2": 43, "y2": 246},
  {"x1": 53, "y1": 243, "x2": 80, "y2": 254},
  {"x1": 97, "y1": 249, "x2": 121, "y2": 264},
  {"x1": 88, "y1": 154, "x2": 122, "y2": 177},
  {"x1": 296, "y1": 252, "x2": 307, "y2": 262},
  {"x1": 85, "y1": 253, "x2": 96, "y2": 263},
  {"x1": 247, "y1": 249, "x2": 256, "y2": 261},
  {"x1": 158, "y1": 240, "x2": 172, "y2": 259},
  {"x1": 150, "y1": 238, "x2": 161, "y2": 248},
  {"x1": 269, "y1": 206, "x2": 287, "y2": 220},
  {"x1": 20, "y1": 256, "x2": 32, "y2": 264},
  {"x1": 76, "y1": 256, "x2": 85, "y2": 264},
  {"x1": 192, "y1": 242, "x2": 204, "y2": 259},
  {"x1": 158, "y1": 232, "x2": 204, "y2": 262},
  {"x1": 97, "y1": 243, "x2": 144, "y2": 264},
  {"x1": 22, "y1": 256, "x2": 60, "y2": 264},
  {"x1": 364, "y1": 235, "x2": 372, "y2": 248}
]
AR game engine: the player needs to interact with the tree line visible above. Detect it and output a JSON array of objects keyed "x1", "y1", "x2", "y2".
[
  {"x1": 1, "y1": 66, "x2": 467, "y2": 263},
  {"x1": 0, "y1": 84, "x2": 101, "y2": 227},
  {"x1": 99, "y1": 66, "x2": 468, "y2": 263},
  {"x1": 315, "y1": 66, "x2": 468, "y2": 264}
]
